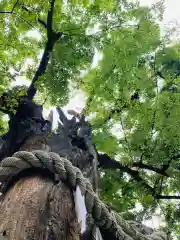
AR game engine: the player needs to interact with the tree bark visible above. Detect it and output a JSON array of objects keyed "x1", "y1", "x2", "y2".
[{"x1": 0, "y1": 136, "x2": 81, "y2": 240}]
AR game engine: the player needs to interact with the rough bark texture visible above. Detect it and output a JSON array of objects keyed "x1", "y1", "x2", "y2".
[
  {"x1": 0, "y1": 176, "x2": 80, "y2": 239},
  {"x1": 0, "y1": 136, "x2": 81, "y2": 240}
]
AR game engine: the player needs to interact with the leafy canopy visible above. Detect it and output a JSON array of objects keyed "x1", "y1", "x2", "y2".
[{"x1": 0, "y1": 0, "x2": 180, "y2": 238}]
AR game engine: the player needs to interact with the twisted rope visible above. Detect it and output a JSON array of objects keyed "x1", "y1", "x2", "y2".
[{"x1": 0, "y1": 151, "x2": 168, "y2": 240}]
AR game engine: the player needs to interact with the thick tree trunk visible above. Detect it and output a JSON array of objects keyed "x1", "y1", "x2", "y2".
[
  {"x1": 0, "y1": 97, "x2": 96, "y2": 239},
  {"x1": 0, "y1": 136, "x2": 81, "y2": 239}
]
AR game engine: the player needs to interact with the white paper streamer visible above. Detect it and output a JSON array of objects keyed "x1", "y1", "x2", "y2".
[
  {"x1": 74, "y1": 186, "x2": 87, "y2": 234},
  {"x1": 95, "y1": 227, "x2": 103, "y2": 240}
]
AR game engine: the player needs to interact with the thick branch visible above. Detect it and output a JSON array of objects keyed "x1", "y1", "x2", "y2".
[
  {"x1": 98, "y1": 153, "x2": 168, "y2": 176},
  {"x1": 27, "y1": 44, "x2": 53, "y2": 99},
  {"x1": 47, "y1": 0, "x2": 55, "y2": 34},
  {"x1": 0, "y1": 1, "x2": 60, "y2": 101},
  {"x1": 98, "y1": 153, "x2": 154, "y2": 194},
  {"x1": 156, "y1": 195, "x2": 180, "y2": 200},
  {"x1": 132, "y1": 162, "x2": 168, "y2": 176},
  {"x1": 27, "y1": 0, "x2": 63, "y2": 100},
  {"x1": 98, "y1": 153, "x2": 180, "y2": 200}
]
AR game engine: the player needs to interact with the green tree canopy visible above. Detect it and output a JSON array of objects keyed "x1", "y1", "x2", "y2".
[{"x1": 0, "y1": 0, "x2": 180, "y2": 238}]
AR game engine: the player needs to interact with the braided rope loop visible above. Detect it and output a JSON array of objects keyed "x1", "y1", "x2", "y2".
[{"x1": 0, "y1": 151, "x2": 168, "y2": 240}]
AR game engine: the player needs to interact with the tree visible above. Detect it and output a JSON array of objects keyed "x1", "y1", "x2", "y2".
[
  {"x1": 79, "y1": 4, "x2": 180, "y2": 238},
  {"x1": 0, "y1": 0, "x2": 179, "y2": 239}
]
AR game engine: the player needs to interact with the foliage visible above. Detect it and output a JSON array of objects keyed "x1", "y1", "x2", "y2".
[{"x1": 0, "y1": 0, "x2": 180, "y2": 238}]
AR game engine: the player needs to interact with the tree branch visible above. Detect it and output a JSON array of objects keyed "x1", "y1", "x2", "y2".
[
  {"x1": 0, "y1": 9, "x2": 41, "y2": 33},
  {"x1": 11, "y1": 0, "x2": 19, "y2": 13},
  {"x1": 47, "y1": 0, "x2": 55, "y2": 34},
  {"x1": 27, "y1": 0, "x2": 63, "y2": 100},
  {"x1": 0, "y1": 0, "x2": 19, "y2": 14},
  {"x1": 98, "y1": 153, "x2": 154, "y2": 193},
  {"x1": 98, "y1": 153, "x2": 169, "y2": 177},
  {"x1": 132, "y1": 162, "x2": 168, "y2": 176},
  {"x1": 0, "y1": 0, "x2": 63, "y2": 100},
  {"x1": 98, "y1": 153, "x2": 180, "y2": 200},
  {"x1": 0, "y1": 11, "x2": 12, "y2": 14},
  {"x1": 0, "y1": 0, "x2": 61, "y2": 100},
  {"x1": 38, "y1": 18, "x2": 47, "y2": 29},
  {"x1": 156, "y1": 195, "x2": 180, "y2": 200},
  {"x1": 20, "y1": 5, "x2": 47, "y2": 28}
]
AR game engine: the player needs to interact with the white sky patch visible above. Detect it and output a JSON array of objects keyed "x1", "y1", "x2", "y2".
[
  {"x1": 143, "y1": 215, "x2": 166, "y2": 229},
  {"x1": 11, "y1": 76, "x2": 30, "y2": 87},
  {"x1": 129, "y1": 203, "x2": 166, "y2": 229},
  {"x1": 10, "y1": 58, "x2": 33, "y2": 88},
  {"x1": 157, "y1": 76, "x2": 165, "y2": 92},
  {"x1": 86, "y1": 112, "x2": 97, "y2": 121},
  {"x1": 86, "y1": 23, "x2": 101, "y2": 35},
  {"x1": 62, "y1": 90, "x2": 86, "y2": 115},
  {"x1": 38, "y1": 49, "x2": 44, "y2": 60},
  {"x1": 42, "y1": 107, "x2": 60, "y2": 130},
  {"x1": 152, "y1": 76, "x2": 165, "y2": 94},
  {"x1": 2, "y1": 114, "x2": 9, "y2": 122},
  {"x1": 123, "y1": 173, "x2": 131, "y2": 181},
  {"x1": 21, "y1": 58, "x2": 34, "y2": 72},
  {"x1": 111, "y1": 123, "x2": 124, "y2": 139},
  {"x1": 92, "y1": 48, "x2": 103, "y2": 68},
  {"x1": 80, "y1": 47, "x2": 103, "y2": 77},
  {"x1": 25, "y1": 29, "x2": 42, "y2": 41},
  {"x1": 139, "y1": 94, "x2": 146, "y2": 103},
  {"x1": 42, "y1": 107, "x2": 52, "y2": 119},
  {"x1": 152, "y1": 129, "x2": 159, "y2": 140},
  {"x1": 163, "y1": 0, "x2": 180, "y2": 25},
  {"x1": 134, "y1": 202, "x2": 144, "y2": 212}
]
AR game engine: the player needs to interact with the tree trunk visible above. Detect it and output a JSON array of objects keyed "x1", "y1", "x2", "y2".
[
  {"x1": 0, "y1": 97, "x2": 96, "y2": 239},
  {"x1": 0, "y1": 135, "x2": 81, "y2": 239}
]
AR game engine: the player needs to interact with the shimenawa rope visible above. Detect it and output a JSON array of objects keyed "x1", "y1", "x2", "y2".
[{"x1": 0, "y1": 151, "x2": 168, "y2": 240}]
